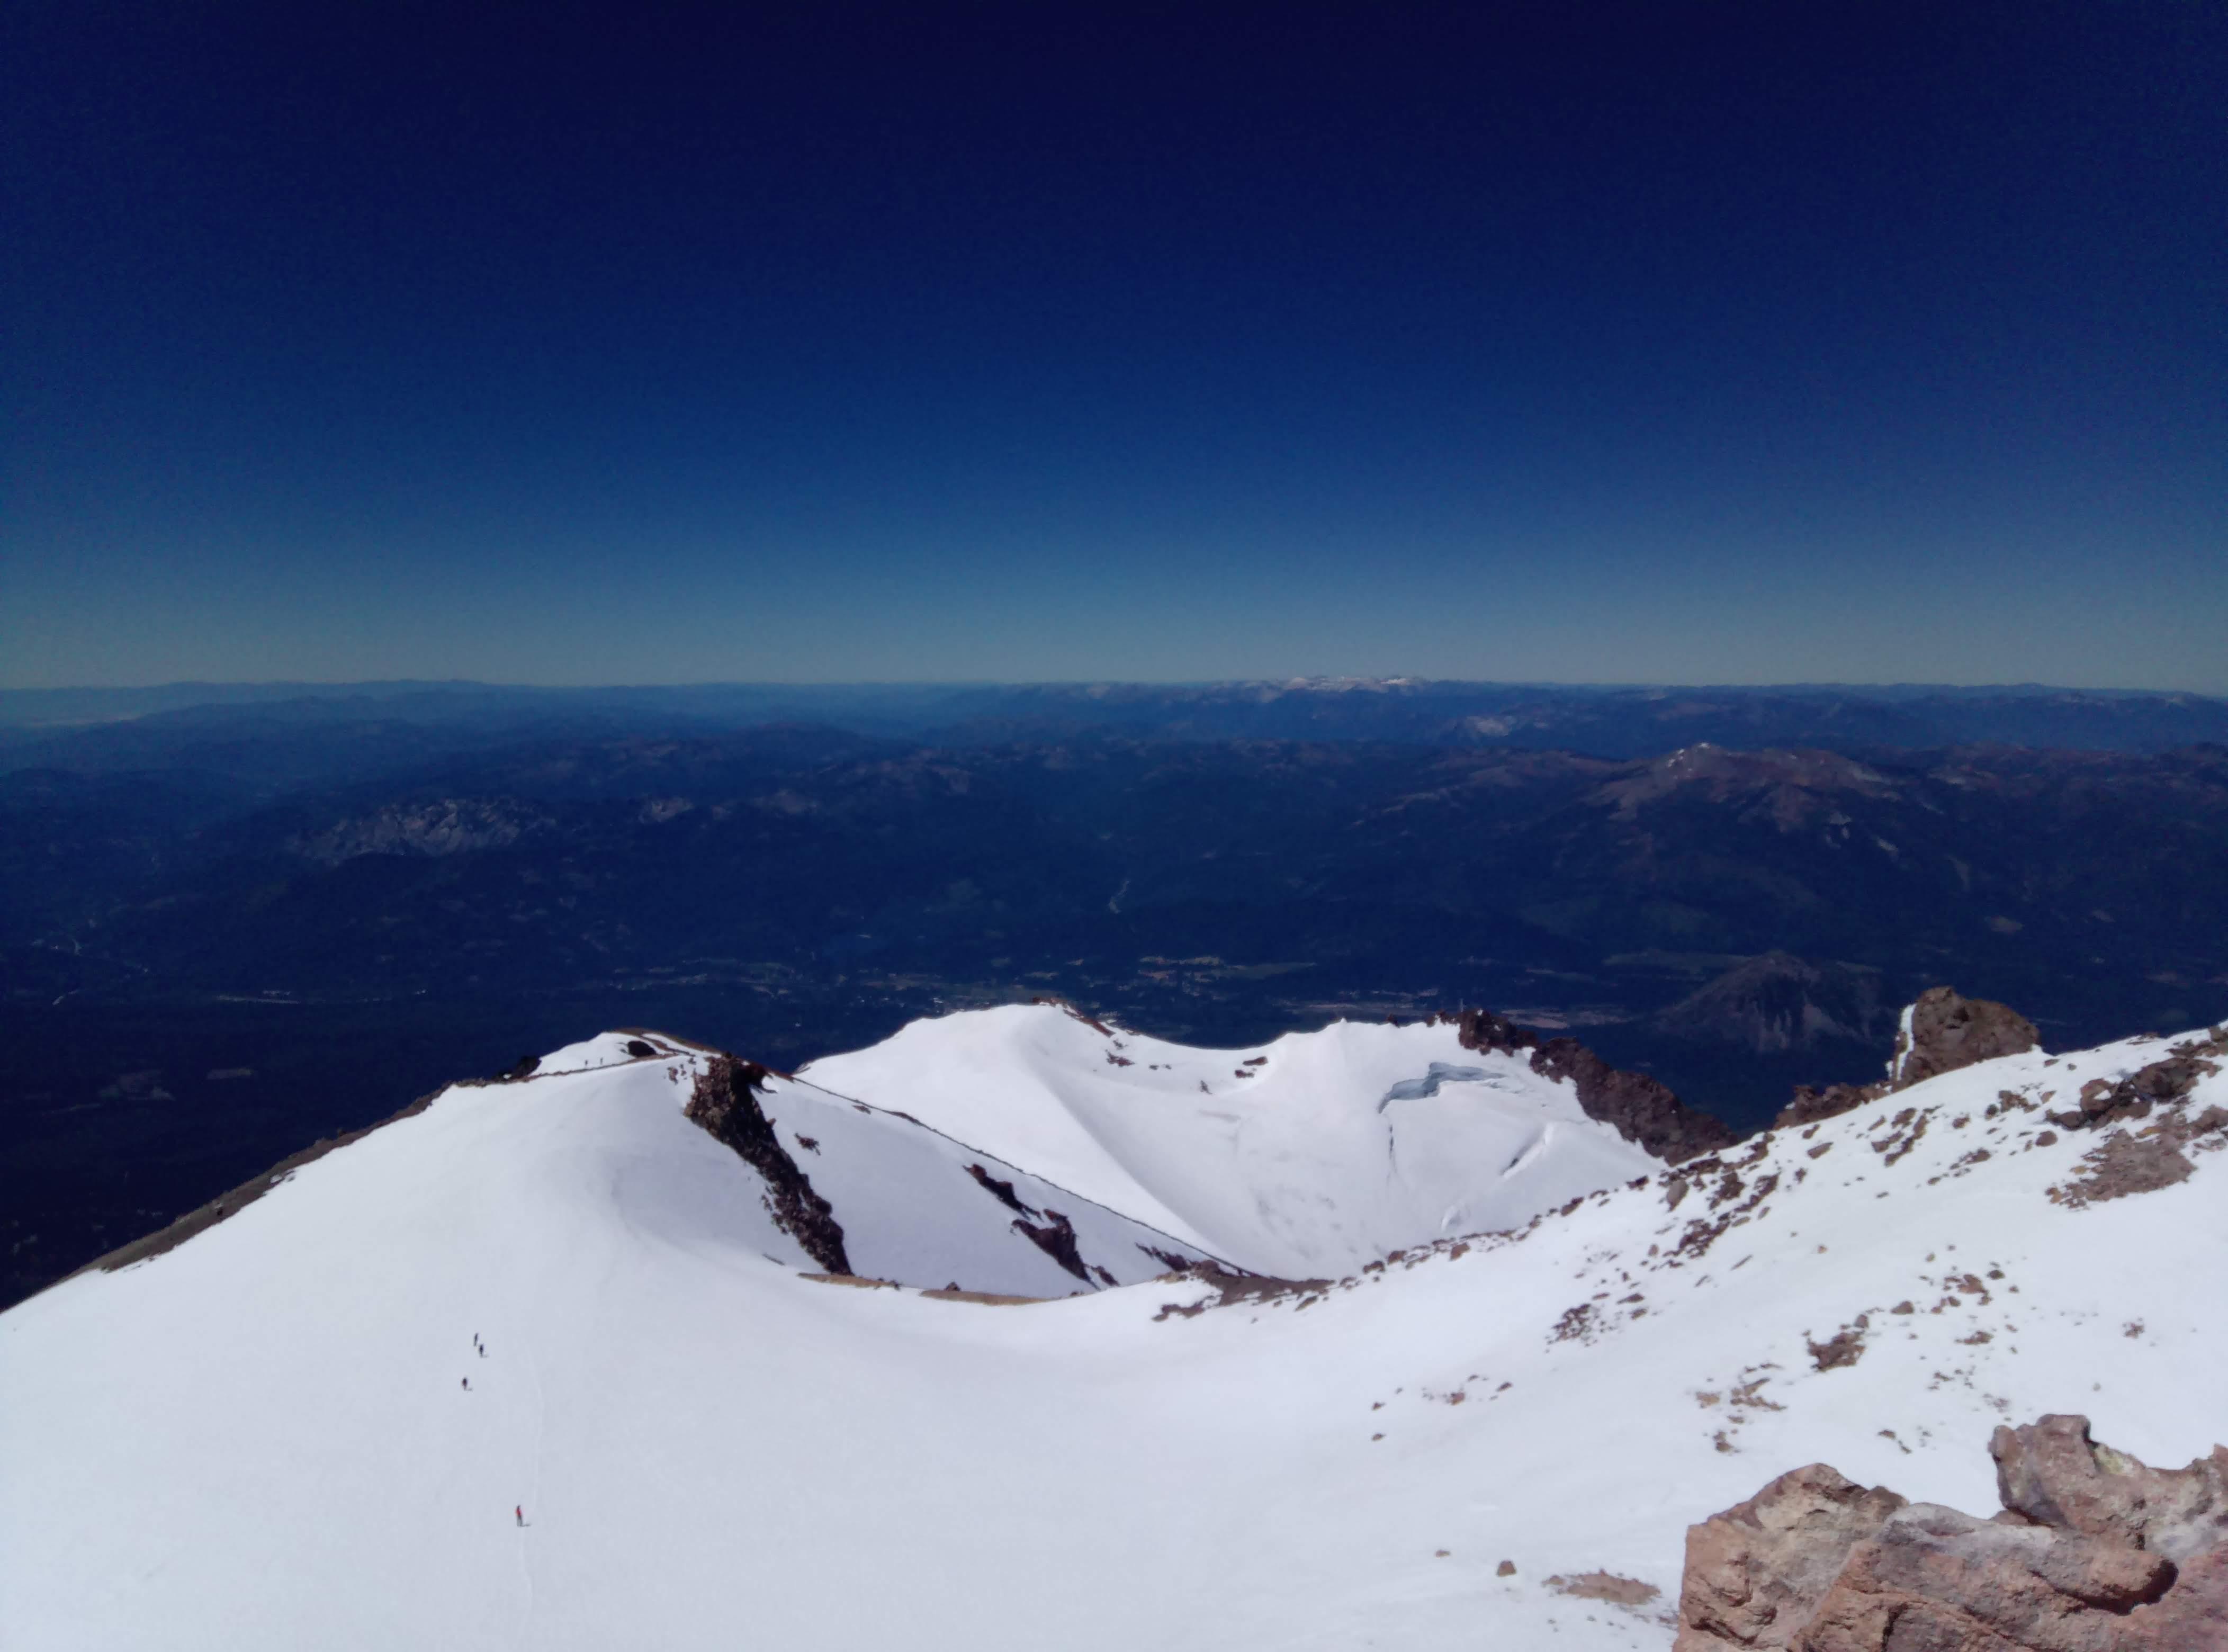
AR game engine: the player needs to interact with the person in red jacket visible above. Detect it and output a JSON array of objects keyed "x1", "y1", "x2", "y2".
[{"x1": 515, "y1": 1505, "x2": 524, "y2": 1527}]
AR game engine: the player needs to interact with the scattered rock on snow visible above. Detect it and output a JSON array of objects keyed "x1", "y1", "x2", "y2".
[
  {"x1": 2049, "y1": 1105, "x2": 2228, "y2": 1208},
  {"x1": 1547, "y1": 1569, "x2": 1661, "y2": 1609},
  {"x1": 1152, "y1": 1263, "x2": 1327, "y2": 1320},
  {"x1": 1805, "y1": 1318, "x2": 1868, "y2": 1372}
]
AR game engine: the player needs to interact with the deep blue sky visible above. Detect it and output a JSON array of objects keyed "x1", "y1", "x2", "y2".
[{"x1": 5, "y1": 3, "x2": 2223, "y2": 690}]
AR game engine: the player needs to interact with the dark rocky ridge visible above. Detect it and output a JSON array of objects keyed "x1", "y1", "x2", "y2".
[
  {"x1": 684, "y1": 1055, "x2": 852, "y2": 1276},
  {"x1": 1454, "y1": 1008, "x2": 1740, "y2": 1163}
]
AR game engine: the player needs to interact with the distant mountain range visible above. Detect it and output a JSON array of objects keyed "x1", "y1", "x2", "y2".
[
  {"x1": 5, "y1": 676, "x2": 2226, "y2": 759},
  {"x1": 11, "y1": 732, "x2": 2219, "y2": 1042},
  {"x1": 3, "y1": 682, "x2": 2225, "y2": 1312}
]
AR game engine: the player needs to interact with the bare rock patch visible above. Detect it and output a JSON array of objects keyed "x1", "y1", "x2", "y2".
[{"x1": 1674, "y1": 1415, "x2": 2228, "y2": 1650}]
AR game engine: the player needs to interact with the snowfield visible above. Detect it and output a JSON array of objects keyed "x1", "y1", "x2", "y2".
[
  {"x1": 3, "y1": 1011, "x2": 2224, "y2": 1651},
  {"x1": 798, "y1": 1003, "x2": 1661, "y2": 1277}
]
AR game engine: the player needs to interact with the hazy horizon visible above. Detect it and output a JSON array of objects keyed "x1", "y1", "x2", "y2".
[{"x1": 5, "y1": 674, "x2": 2226, "y2": 702}]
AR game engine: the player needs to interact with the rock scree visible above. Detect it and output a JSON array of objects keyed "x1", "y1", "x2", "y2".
[{"x1": 1673, "y1": 1414, "x2": 2228, "y2": 1650}]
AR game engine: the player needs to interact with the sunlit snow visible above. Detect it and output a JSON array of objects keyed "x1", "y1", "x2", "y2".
[{"x1": 3, "y1": 1014, "x2": 2223, "y2": 1650}]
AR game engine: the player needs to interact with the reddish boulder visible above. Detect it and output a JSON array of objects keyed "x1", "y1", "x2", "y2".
[
  {"x1": 1675, "y1": 1416, "x2": 2228, "y2": 1650},
  {"x1": 1673, "y1": 1464, "x2": 1905, "y2": 1649},
  {"x1": 1801, "y1": 1503, "x2": 2172, "y2": 1651},
  {"x1": 1889, "y1": 987, "x2": 2040, "y2": 1090}
]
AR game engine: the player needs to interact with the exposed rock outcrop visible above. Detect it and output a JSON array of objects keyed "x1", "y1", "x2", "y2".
[
  {"x1": 1889, "y1": 986, "x2": 2040, "y2": 1091},
  {"x1": 1771, "y1": 986, "x2": 2050, "y2": 1130},
  {"x1": 1010, "y1": 1208, "x2": 1093, "y2": 1284},
  {"x1": 1454, "y1": 1008, "x2": 1737, "y2": 1163},
  {"x1": 1153, "y1": 1262, "x2": 1329, "y2": 1320},
  {"x1": 685, "y1": 1055, "x2": 852, "y2": 1276},
  {"x1": 1674, "y1": 1415, "x2": 2228, "y2": 1650},
  {"x1": 2055, "y1": 1032, "x2": 2225, "y2": 1130},
  {"x1": 1991, "y1": 1414, "x2": 2228, "y2": 1561},
  {"x1": 1774, "y1": 1081, "x2": 1888, "y2": 1132},
  {"x1": 1676, "y1": 1463, "x2": 1908, "y2": 1649}
]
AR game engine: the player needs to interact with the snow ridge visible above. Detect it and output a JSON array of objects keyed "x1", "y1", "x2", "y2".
[
  {"x1": 2, "y1": 1016, "x2": 2223, "y2": 1651},
  {"x1": 798, "y1": 1003, "x2": 1663, "y2": 1277}
]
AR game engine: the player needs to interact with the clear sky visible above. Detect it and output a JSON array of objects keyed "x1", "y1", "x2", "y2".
[{"x1": 4, "y1": 3, "x2": 2222, "y2": 690}]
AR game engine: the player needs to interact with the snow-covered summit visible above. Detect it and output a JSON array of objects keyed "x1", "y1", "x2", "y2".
[
  {"x1": 3, "y1": 1009, "x2": 2223, "y2": 1650},
  {"x1": 797, "y1": 1002, "x2": 1663, "y2": 1277},
  {"x1": 514, "y1": 1029, "x2": 1225, "y2": 1296}
]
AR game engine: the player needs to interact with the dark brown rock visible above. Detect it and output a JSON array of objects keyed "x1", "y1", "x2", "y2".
[
  {"x1": 964, "y1": 1162, "x2": 1035, "y2": 1217},
  {"x1": 685, "y1": 1055, "x2": 852, "y2": 1276},
  {"x1": 2049, "y1": 1105, "x2": 2228, "y2": 1208},
  {"x1": 1776, "y1": 1082, "x2": 1886, "y2": 1132},
  {"x1": 2072, "y1": 1055, "x2": 2221, "y2": 1128},
  {"x1": 1889, "y1": 987, "x2": 2040, "y2": 1090},
  {"x1": 1806, "y1": 1320, "x2": 1868, "y2": 1372},
  {"x1": 1009, "y1": 1208, "x2": 1091, "y2": 1283},
  {"x1": 1548, "y1": 1570, "x2": 1661, "y2": 1608},
  {"x1": 1454, "y1": 1008, "x2": 1737, "y2": 1163},
  {"x1": 1675, "y1": 1416, "x2": 2228, "y2": 1651}
]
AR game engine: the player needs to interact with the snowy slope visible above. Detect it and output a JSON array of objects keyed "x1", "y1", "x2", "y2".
[
  {"x1": 798, "y1": 1002, "x2": 1661, "y2": 1277},
  {"x1": 501, "y1": 1030, "x2": 1218, "y2": 1295},
  {"x1": 4, "y1": 1020, "x2": 2224, "y2": 1651}
]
